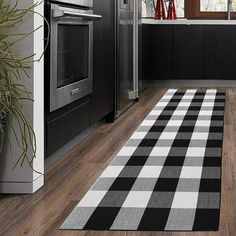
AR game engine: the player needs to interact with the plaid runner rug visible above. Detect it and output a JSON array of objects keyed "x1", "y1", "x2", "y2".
[{"x1": 61, "y1": 89, "x2": 225, "y2": 231}]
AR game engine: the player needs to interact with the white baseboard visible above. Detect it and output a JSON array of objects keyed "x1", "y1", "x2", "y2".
[
  {"x1": 0, "y1": 175, "x2": 44, "y2": 194},
  {"x1": 146, "y1": 80, "x2": 236, "y2": 88}
]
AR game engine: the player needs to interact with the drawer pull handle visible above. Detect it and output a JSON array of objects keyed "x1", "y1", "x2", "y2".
[{"x1": 71, "y1": 88, "x2": 80, "y2": 95}]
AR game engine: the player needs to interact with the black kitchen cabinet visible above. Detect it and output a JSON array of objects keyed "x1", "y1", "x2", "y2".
[
  {"x1": 46, "y1": 100, "x2": 90, "y2": 156},
  {"x1": 142, "y1": 24, "x2": 152, "y2": 83},
  {"x1": 173, "y1": 25, "x2": 205, "y2": 79},
  {"x1": 91, "y1": 0, "x2": 115, "y2": 123},
  {"x1": 205, "y1": 25, "x2": 236, "y2": 80},
  {"x1": 151, "y1": 25, "x2": 173, "y2": 80},
  {"x1": 142, "y1": 23, "x2": 236, "y2": 81}
]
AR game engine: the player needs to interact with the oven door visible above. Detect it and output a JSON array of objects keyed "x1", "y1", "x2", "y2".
[{"x1": 50, "y1": 4, "x2": 102, "y2": 112}]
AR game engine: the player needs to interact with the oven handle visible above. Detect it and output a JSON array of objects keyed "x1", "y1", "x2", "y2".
[{"x1": 52, "y1": 9, "x2": 102, "y2": 21}]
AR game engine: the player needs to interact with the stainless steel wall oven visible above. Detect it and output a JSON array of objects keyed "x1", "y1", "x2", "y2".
[{"x1": 48, "y1": 0, "x2": 101, "y2": 112}]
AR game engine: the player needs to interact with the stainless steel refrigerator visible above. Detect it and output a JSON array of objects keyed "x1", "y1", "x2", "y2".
[{"x1": 116, "y1": 0, "x2": 142, "y2": 116}]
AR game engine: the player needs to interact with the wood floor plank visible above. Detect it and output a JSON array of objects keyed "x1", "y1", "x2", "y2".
[{"x1": 0, "y1": 87, "x2": 235, "y2": 236}]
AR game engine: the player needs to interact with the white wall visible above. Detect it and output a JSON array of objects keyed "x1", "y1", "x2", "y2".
[{"x1": 0, "y1": 0, "x2": 44, "y2": 194}]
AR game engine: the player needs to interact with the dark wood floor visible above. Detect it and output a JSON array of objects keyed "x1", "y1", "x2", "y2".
[{"x1": 0, "y1": 87, "x2": 235, "y2": 236}]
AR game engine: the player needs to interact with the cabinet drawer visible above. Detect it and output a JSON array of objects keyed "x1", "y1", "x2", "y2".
[{"x1": 46, "y1": 101, "x2": 90, "y2": 156}]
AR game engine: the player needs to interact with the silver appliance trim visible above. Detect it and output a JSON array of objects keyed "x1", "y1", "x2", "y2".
[
  {"x1": 50, "y1": 4, "x2": 95, "y2": 112},
  {"x1": 52, "y1": 9, "x2": 102, "y2": 20},
  {"x1": 52, "y1": 0, "x2": 93, "y2": 8},
  {"x1": 116, "y1": 0, "x2": 142, "y2": 115},
  {"x1": 132, "y1": 0, "x2": 139, "y2": 99},
  {"x1": 128, "y1": 90, "x2": 139, "y2": 99},
  {"x1": 120, "y1": 0, "x2": 130, "y2": 9}
]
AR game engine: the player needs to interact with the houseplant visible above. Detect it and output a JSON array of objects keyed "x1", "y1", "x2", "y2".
[{"x1": 0, "y1": 0, "x2": 49, "y2": 171}]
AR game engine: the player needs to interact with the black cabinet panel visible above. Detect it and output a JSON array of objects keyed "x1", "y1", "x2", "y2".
[
  {"x1": 91, "y1": 0, "x2": 115, "y2": 123},
  {"x1": 205, "y1": 25, "x2": 236, "y2": 80},
  {"x1": 46, "y1": 101, "x2": 90, "y2": 156},
  {"x1": 142, "y1": 24, "x2": 152, "y2": 81},
  {"x1": 151, "y1": 25, "x2": 173, "y2": 80},
  {"x1": 173, "y1": 25, "x2": 204, "y2": 79},
  {"x1": 142, "y1": 24, "x2": 236, "y2": 81}
]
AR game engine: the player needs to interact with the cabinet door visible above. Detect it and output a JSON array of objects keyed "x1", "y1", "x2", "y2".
[
  {"x1": 91, "y1": 0, "x2": 115, "y2": 123},
  {"x1": 151, "y1": 25, "x2": 173, "y2": 80},
  {"x1": 46, "y1": 101, "x2": 90, "y2": 156},
  {"x1": 205, "y1": 25, "x2": 236, "y2": 80},
  {"x1": 142, "y1": 24, "x2": 152, "y2": 82},
  {"x1": 173, "y1": 25, "x2": 204, "y2": 79}
]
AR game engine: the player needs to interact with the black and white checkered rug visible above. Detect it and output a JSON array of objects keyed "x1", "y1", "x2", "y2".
[{"x1": 61, "y1": 89, "x2": 225, "y2": 231}]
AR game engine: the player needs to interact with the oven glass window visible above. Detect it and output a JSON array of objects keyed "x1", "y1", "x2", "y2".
[{"x1": 57, "y1": 24, "x2": 89, "y2": 88}]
